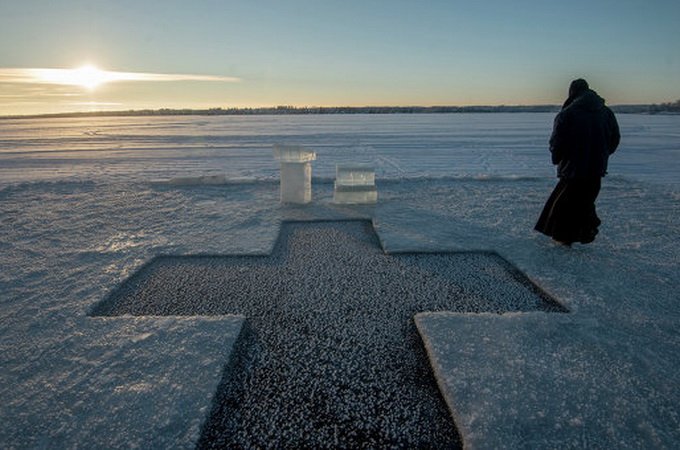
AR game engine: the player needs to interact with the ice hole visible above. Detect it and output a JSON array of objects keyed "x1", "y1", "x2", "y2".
[{"x1": 91, "y1": 220, "x2": 567, "y2": 448}]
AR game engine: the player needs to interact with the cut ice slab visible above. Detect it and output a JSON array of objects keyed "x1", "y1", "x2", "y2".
[
  {"x1": 416, "y1": 312, "x2": 679, "y2": 449},
  {"x1": 0, "y1": 315, "x2": 245, "y2": 449}
]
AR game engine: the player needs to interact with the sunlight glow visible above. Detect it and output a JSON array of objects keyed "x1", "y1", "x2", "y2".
[
  {"x1": 34, "y1": 65, "x2": 119, "y2": 90},
  {"x1": 70, "y1": 65, "x2": 109, "y2": 90},
  {"x1": 0, "y1": 66, "x2": 241, "y2": 90}
]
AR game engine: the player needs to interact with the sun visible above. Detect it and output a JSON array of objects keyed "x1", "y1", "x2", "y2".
[
  {"x1": 68, "y1": 64, "x2": 110, "y2": 90},
  {"x1": 33, "y1": 64, "x2": 117, "y2": 91}
]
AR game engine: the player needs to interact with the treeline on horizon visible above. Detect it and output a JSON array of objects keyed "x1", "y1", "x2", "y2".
[{"x1": 3, "y1": 101, "x2": 679, "y2": 120}]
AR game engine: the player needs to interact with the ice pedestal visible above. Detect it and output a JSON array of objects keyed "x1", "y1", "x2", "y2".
[
  {"x1": 280, "y1": 162, "x2": 312, "y2": 203},
  {"x1": 274, "y1": 145, "x2": 317, "y2": 204},
  {"x1": 334, "y1": 164, "x2": 378, "y2": 204}
]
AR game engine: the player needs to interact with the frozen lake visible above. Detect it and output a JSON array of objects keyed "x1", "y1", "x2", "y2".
[
  {"x1": 1, "y1": 113, "x2": 679, "y2": 448},
  {"x1": 1, "y1": 113, "x2": 679, "y2": 188}
]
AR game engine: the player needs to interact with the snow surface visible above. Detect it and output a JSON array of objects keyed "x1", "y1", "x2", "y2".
[{"x1": 1, "y1": 113, "x2": 679, "y2": 447}]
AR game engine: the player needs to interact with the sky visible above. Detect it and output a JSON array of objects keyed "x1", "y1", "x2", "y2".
[{"x1": 1, "y1": 0, "x2": 679, "y2": 116}]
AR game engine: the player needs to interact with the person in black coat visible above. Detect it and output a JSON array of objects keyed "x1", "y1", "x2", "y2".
[{"x1": 535, "y1": 79, "x2": 620, "y2": 246}]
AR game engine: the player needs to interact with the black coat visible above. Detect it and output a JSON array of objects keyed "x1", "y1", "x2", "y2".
[{"x1": 549, "y1": 90, "x2": 620, "y2": 179}]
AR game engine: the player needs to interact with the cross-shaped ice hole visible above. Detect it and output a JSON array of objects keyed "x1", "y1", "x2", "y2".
[{"x1": 91, "y1": 220, "x2": 566, "y2": 448}]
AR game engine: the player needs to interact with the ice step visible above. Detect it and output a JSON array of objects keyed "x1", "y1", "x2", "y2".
[
  {"x1": 333, "y1": 184, "x2": 378, "y2": 204},
  {"x1": 335, "y1": 164, "x2": 375, "y2": 186}
]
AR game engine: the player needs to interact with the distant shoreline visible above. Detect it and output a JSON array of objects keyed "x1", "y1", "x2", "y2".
[{"x1": 1, "y1": 103, "x2": 678, "y2": 120}]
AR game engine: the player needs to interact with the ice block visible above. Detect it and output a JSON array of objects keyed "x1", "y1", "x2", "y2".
[{"x1": 333, "y1": 164, "x2": 377, "y2": 204}]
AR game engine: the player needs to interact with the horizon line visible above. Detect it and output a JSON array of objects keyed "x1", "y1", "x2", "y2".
[{"x1": 2, "y1": 102, "x2": 677, "y2": 120}]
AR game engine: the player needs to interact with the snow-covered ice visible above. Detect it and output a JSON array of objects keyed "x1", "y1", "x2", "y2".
[{"x1": 1, "y1": 113, "x2": 679, "y2": 447}]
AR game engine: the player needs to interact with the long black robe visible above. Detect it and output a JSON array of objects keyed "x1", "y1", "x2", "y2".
[{"x1": 534, "y1": 177, "x2": 601, "y2": 245}]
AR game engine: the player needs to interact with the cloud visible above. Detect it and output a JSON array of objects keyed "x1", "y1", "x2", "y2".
[
  {"x1": 67, "y1": 101, "x2": 124, "y2": 107},
  {"x1": 0, "y1": 67, "x2": 241, "y2": 87}
]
